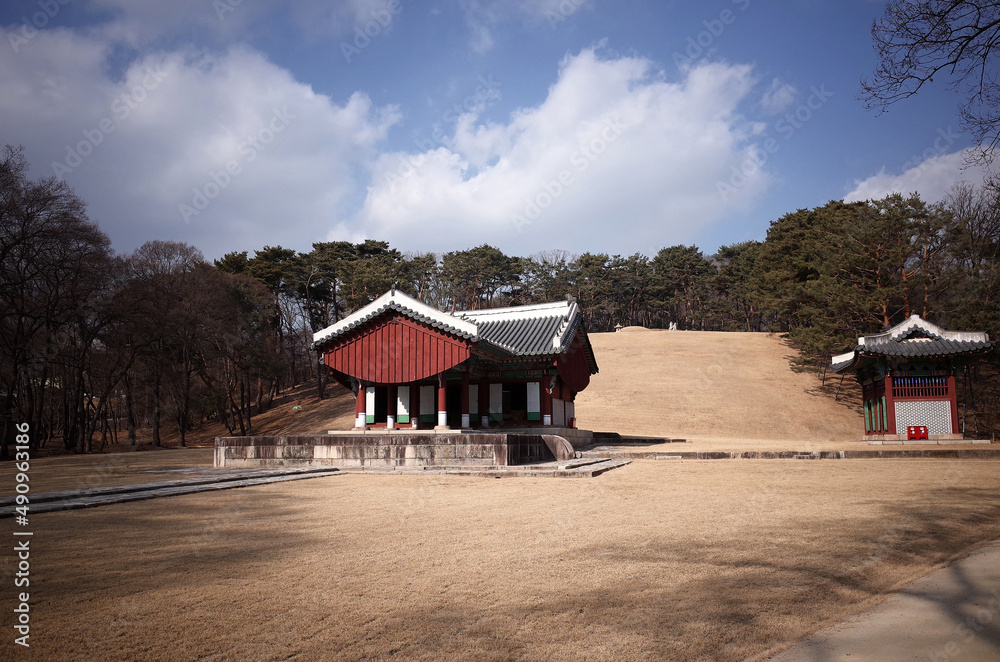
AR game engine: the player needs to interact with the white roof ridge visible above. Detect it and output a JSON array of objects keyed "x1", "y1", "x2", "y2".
[
  {"x1": 313, "y1": 289, "x2": 478, "y2": 347},
  {"x1": 859, "y1": 314, "x2": 990, "y2": 345},
  {"x1": 552, "y1": 301, "x2": 580, "y2": 351},
  {"x1": 457, "y1": 300, "x2": 571, "y2": 318}
]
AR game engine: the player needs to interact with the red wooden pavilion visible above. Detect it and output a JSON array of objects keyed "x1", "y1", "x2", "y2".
[
  {"x1": 829, "y1": 315, "x2": 993, "y2": 440},
  {"x1": 313, "y1": 288, "x2": 599, "y2": 431}
]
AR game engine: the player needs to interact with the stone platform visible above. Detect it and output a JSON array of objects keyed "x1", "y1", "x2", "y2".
[{"x1": 214, "y1": 432, "x2": 578, "y2": 469}]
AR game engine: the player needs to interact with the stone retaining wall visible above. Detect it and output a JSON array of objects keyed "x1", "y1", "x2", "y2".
[{"x1": 214, "y1": 433, "x2": 574, "y2": 469}]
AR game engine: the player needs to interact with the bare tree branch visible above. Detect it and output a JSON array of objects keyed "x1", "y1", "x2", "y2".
[{"x1": 861, "y1": 1, "x2": 1000, "y2": 164}]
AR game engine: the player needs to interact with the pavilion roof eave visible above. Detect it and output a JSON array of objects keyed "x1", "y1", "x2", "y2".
[
  {"x1": 313, "y1": 288, "x2": 478, "y2": 349},
  {"x1": 830, "y1": 341, "x2": 994, "y2": 374}
]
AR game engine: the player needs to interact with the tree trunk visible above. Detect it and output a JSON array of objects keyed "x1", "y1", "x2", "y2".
[
  {"x1": 124, "y1": 372, "x2": 137, "y2": 445},
  {"x1": 152, "y1": 376, "x2": 162, "y2": 447},
  {"x1": 316, "y1": 353, "x2": 326, "y2": 400}
]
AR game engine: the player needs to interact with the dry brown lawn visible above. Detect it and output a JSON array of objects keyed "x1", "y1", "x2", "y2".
[
  {"x1": 6, "y1": 454, "x2": 1000, "y2": 661},
  {"x1": 577, "y1": 330, "x2": 862, "y2": 442},
  {"x1": 6, "y1": 331, "x2": 999, "y2": 661}
]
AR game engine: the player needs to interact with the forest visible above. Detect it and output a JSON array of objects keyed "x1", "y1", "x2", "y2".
[{"x1": 3, "y1": 143, "x2": 999, "y2": 456}]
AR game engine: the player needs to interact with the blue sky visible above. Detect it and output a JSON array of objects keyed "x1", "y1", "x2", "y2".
[{"x1": 0, "y1": 0, "x2": 986, "y2": 261}]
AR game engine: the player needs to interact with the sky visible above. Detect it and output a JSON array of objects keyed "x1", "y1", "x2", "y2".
[{"x1": 0, "y1": 0, "x2": 989, "y2": 262}]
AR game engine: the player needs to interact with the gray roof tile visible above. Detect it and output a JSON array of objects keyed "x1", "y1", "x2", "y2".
[{"x1": 830, "y1": 315, "x2": 994, "y2": 372}]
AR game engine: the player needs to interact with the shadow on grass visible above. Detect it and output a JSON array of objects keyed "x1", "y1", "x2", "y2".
[
  {"x1": 18, "y1": 479, "x2": 1000, "y2": 662},
  {"x1": 28, "y1": 484, "x2": 333, "y2": 602},
  {"x1": 436, "y1": 485, "x2": 1000, "y2": 661}
]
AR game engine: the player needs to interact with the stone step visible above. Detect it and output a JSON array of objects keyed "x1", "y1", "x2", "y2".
[
  {"x1": 1, "y1": 469, "x2": 342, "y2": 517},
  {"x1": 0, "y1": 466, "x2": 338, "y2": 508}
]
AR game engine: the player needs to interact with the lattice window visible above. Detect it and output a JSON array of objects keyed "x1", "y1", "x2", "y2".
[{"x1": 895, "y1": 400, "x2": 952, "y2": 435}]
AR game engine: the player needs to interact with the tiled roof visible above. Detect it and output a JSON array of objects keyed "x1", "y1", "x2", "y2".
[
  {"x1": 862, "y1": 338, "x2": 993, "y2": 358},
  {"x1": 859, "y1": 315, "x2": 989, "y2": 346},
  {"x1": 457, "y1": 300, "x2": 585, "y2": 357},
  {"x1": 829, "y1": 315, "x2": 993, "y2": 373},
  {"x1": 829, "y1": 351, "x2": 856, "y2": 373},
  {"x1": 312, "y1": 289, "x2": 478, "y2": 348},
  {"x1": 313, "y1": 292, "x2": 598, "y2": 373}
]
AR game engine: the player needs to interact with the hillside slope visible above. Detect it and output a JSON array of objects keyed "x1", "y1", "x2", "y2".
[
  {"x1": 175, "y1": 330, "x2": 861, "y2": 447},
  {"x1": 576, "y1": 329, "x2": 861, "y2": 441}
]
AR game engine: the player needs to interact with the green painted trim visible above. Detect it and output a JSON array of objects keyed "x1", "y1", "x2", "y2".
[
  {"x1": 527, "y1": 411, "x2": 541, "y2": 421},
  {"x1": 864, "y1": 403, "x2": 870, "y2": 432},
  {"x1": 880, "y1": 396, "x2": 887, "y2": 430},
  {"x1": 365, "y1": 414, "x2": 375, "y2": 424},
  {"x1": 397, "y1": 414, "x2": 410, "y2": 424},
  {"x1": 420, "y1": 414, "x2": 435, "y2": 423},
  {"x1": 490, "y1": 413, "x2": 503, "y2": 422}
]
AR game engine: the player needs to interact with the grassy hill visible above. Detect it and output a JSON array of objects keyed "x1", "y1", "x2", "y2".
[
  {"x1": 132, "y1": 329, "x2": 862, "y2": 451},
  {"x1": 576, "y1": 329, "x2": 861, "y2": 441}
]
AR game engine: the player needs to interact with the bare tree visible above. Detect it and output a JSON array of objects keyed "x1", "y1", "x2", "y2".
[
  {"x1": 862, "y1": 1, "x2": 1000, "y2": 165},
  {"x1": 0, "y1": 145, "x2": 114, "y2": 455}
]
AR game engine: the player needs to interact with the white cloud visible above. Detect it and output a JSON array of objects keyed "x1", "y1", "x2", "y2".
[
  {"x1": 760, "y1": 78, "x2": 796, "y2": 114},
  {"x1": 844, "y1": 147, "x2": 989, "y2": 203},
  {"x1": 0, "y1": 30, "x2": 400, "y2": 258},
  {"x1": 342, "y1": 49, "x2": 770, "y2": 255}
]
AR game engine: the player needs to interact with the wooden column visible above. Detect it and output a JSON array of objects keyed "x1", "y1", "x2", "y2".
[
  {"x1": 437, "y1": 373, "x2": 448, "y2": 428},
  {"x1": 540, "y1": 378, "x2": 553, "y2": 426},
  {"x1": 885, "y1": 374, "x2": 897, "y2": 435},
  {"x1": 354, "y1": 382, "x2": 365, "y2": 429},
  {"x1": 460, "y1": 372, "x2": 470, "y2": 429},
  {"x1": 386, "y1": 384, "x2": 397, "y2": 429},
  {"x1": 948, "y1": 374, "x2": 959, "y2": 434},
  {"x1": 409, "y1": 385, "x2": 420, "y2": 428},
  {"x1": 478, "y1": 381, "x2": 490, "y2": 427}
]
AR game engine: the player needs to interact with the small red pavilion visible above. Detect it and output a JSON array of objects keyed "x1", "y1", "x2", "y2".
[
  {"x1": 829, "y1": 315, "x2": 993, "y2": 440},
  {"x1": 313, "y1": 288, "x2": 598, "y2": 431}
]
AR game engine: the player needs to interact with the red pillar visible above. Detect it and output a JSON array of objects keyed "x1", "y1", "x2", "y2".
[
  {"x1": 386, "y1": 384, "x2": 398, "y2": 429},
  {"x1": 354, "y1": 382, "x2": 365, "y2": 429},
  {"x1": 948, "y1": 374, "x2": 959, "y2": 434},
  {"x1": 409, "y1": 384, "x2": 420, "y2": 429},
  {"x1": 437, "y1": 373, "x2": 448, "y2": 428},
  {"x1": 540, "y1": 378, "x2": 553, "y2": 426},
  {"x1": 885, "y1": 374, "x2": 897, "y2": 436}
]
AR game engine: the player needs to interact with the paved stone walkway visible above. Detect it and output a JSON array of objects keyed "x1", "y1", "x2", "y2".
[
  {"x1": 0, "y1": 467, "x2": 343, "y2": 516},
  {"x1": 2, "y1": 458, "x2": 630, "y2": 517},
  {"x1": 336, "y1": 457, "x2": 630, "y2": 478},
  {"x1": 767, "y1": 541, "x2": 1000, "y2": 661}
]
